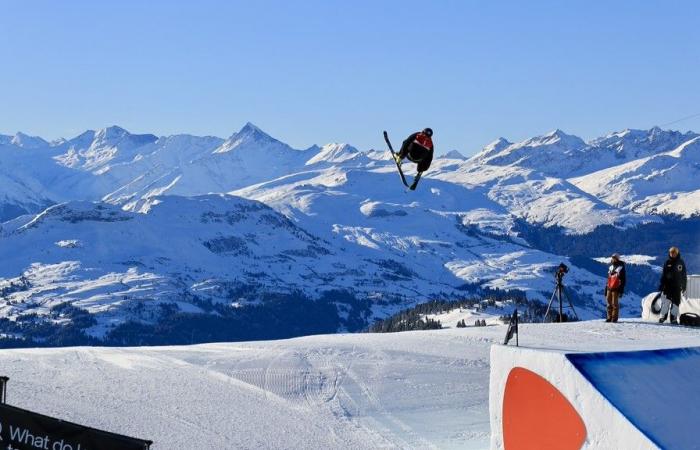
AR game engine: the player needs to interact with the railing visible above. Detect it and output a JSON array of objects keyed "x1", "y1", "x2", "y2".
[{"x1": 686, "y1": 275, "x2": 700, "y2": 300}]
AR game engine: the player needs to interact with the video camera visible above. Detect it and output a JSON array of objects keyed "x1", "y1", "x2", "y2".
[{"x1": 555, "y1": 263, "x2": 569, "y2": 282}]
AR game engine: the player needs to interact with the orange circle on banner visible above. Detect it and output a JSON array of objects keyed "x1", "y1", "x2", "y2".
[{"x1": 503, "y1": 367, "x2": 587, "y2": 450}]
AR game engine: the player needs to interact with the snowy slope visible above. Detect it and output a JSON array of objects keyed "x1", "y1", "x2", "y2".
[
  {"x1": 0, "y1": 195, "x2": 352, "y2": 336},
  {"x1": 428, "y1": 160, "x2": 651, "y2": 233},
  {"x1": 230, "y1": 166, "x2": 614, "y2": 312},
  {"x1": 571, "y1": 136, "x2": 700, "y2": 216},
  {"x1": 0, "y1": 141, "x2": 58, "y2": 220},
  {"x1": 0, "y1": 185, "x2": 619, "y2": 340},
  {"x1": 1, "y1": 321, "x2": 698, "y2": 449}
]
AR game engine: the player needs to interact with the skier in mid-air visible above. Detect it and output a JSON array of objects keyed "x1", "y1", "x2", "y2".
[{"x1": 383, "y1": 128, "x2": 434, "y2": 190}]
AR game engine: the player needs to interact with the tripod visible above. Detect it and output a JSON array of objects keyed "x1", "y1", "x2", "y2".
[{"x1": 543, "y1": 272, "x2": 579, "y2": 322}]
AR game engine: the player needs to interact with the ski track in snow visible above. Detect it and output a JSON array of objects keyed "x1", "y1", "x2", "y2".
[{"x1": 2, "y1": 320, "x2": 699, "y2": 449}]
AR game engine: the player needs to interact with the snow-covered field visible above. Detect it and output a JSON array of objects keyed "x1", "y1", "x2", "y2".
[
  {"x1": 425, "y1": 306, "x2": 503, "y2": 328},
  {"x1": 2, "y1": 320, "x2": 699, "y2": 449}
]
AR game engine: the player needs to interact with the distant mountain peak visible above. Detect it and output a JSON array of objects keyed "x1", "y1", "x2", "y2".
[
  {"x1": 440, "y1": 150, "x2": 467, "y2": 160},
  {"x1": 543, "y1": 129, "x2": 578, "y2": 141},
  {"x1": 590, "y1": 127, "x2": 699, "y2": 155},
  {"x1": 306, "y1": 143, "x2": 362, "y2": 165},
  {"x1": 214, "y1": 122, "x2": 288, "y2": 154},
  {"x1": 524, "y1": 129, "x2": 585, "y2": 149},
  {"x1": 11, "y1": 132, "x2": 49, "y2": 149},
  {"x1": 240, "y1": 121, "x2": 263, "y2": 133},
  {"x1": 91, "y1": 126, "x2": 157, "y2": 148},
  {"x1": 95, "y1": 125, "x2": 130, "y2": 140},
  {"x1": 214, "y1": 122, "x2": 293, "y2": 153},
  {"x1": 304, "y1": 144, "x2": 322, "y2": 153},
  {"x1": 482, "y1": 137, "x2": 512, "y2": 153},
  {"x1": 235, "y1": 122, "x2": 278, "y2": 142}
]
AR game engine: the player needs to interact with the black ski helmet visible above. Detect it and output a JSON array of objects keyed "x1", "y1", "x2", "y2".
[{"x1": 422, "y1": 127, "x2": 433, "y2": 137}]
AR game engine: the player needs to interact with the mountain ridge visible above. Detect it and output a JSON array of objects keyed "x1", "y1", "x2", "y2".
[{"x1": 1, "y1": 122, "x2": 698, "y2": 345}]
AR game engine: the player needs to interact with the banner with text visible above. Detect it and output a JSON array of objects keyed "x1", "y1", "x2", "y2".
[{"x1": 0, "y1": 403, "x2": 151, "y2": 450}]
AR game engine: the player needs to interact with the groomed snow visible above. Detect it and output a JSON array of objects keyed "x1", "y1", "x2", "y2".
[{"x1": 1, "y1": 320, "x2": 699, "y2": 449}]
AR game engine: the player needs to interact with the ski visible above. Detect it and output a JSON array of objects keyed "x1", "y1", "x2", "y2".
[
  {"x1": 409, "y1": 171, "x2": 422, "y2": 191},
  {"x1": 383, "y1": 131, "x2": 410, "y2": 188}
]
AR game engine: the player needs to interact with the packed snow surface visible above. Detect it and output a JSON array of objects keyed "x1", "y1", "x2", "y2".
[{"x1": 1, "y1": 320, "x2": 699, "y2": 449}]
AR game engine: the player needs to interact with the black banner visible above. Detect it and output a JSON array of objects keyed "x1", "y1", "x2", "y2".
[{"x1": 0, "y1": 403, "x2": 151, "y2": 450}]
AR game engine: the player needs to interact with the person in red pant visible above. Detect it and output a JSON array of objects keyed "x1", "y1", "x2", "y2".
[{"x1": 604, "y1": 253, "x2": 626, "y2": 323}]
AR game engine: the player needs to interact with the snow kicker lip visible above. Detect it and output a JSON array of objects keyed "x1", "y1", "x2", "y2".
[{"x1": 490, "y1": 345, "x2": 700, "y2": 449}]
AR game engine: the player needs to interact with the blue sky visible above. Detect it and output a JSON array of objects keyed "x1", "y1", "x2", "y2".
[{"x1": 1, "y1": 0, "x2": 699, "y2": 154}]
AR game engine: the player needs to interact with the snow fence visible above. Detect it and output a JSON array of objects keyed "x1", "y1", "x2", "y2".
[{"x1": 490, "y1": 344, "x2": 700, "y2": 449}]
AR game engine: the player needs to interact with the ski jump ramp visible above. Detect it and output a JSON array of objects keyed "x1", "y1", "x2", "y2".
[{"x1": 490, "y1": 344, "x2": 700, "y2": 449}]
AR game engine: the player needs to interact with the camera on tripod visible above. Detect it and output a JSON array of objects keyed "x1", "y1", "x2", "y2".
[
  {"x1": 543, "y1": 262, "x2": 579, "y2": 322},
  {"x1": 555, "y1": 263, "x2": 569, "y2": 281}
]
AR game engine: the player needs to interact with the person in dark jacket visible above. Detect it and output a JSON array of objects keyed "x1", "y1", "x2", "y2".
[
  {"x1": 658, "y1": 246, "x2": 687, "y2": 324},
  {"x1": 395, "y1": 128, "x2": 435, "y2": 174},
  {"x1": 604, "y1": 253, "x2": 626, "y2": 323}
]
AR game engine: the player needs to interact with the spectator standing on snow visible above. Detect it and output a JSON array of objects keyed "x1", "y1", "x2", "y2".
[
  {"x1": 658, "y1": 246, "x2": 687, "y2": 325},
  {"x1": 604, "y1": 253, "x2": 626, "y2": 323}
]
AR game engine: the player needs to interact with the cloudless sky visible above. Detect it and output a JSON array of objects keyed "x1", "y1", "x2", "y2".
[{"x1": 1, "y1": 0, "x2": 700, "y2": 154}]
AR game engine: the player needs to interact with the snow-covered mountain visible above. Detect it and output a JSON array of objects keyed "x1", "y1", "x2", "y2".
[
  {"x1": 0, "y1": 196, "x2": 346, "y2": 333},
  {"x1": 305, "y1": 143, "x2": 366, "y2": 166},
  {"x1": 571, "y1": 136, "x2": 700, "y2": 216},
  {"x1": 0, "y1": 132, "x2": 51, "y2": 149},
  {"x1": 471, "y1": 129, "x2": 587, "y2": 173},
  {"x1": 4, "y1": 123, "x2": 692, "y2": 230},
  {"x1": 439, "y1": 150, "x2": 467, "y2": 160},
  {"x1": 52, "y1": 126, "x2": 159, "y2": 171},
  {"x1": 0, "y1": 123, "x2": 698, "y2": 345},
  {"x1": 0, "y1": 188, "x2": 615, "y2": 341},
  {"x1": 588, "y1": 126, "x2": 698, "y2": 163},
  {"x1": 470, "y1": 127, "x2": 699, "y2": 179}
]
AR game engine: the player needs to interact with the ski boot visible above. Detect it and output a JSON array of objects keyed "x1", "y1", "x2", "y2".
[
  {"x1": 393, "y1": 153, "x2": 403, "y2": 165},
  {"x1": 670, "y1": 316, "x2": 678, "y2": 325},
  {"x1": 659, "y1": 315, "x2": 667, "y2": 324}
]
